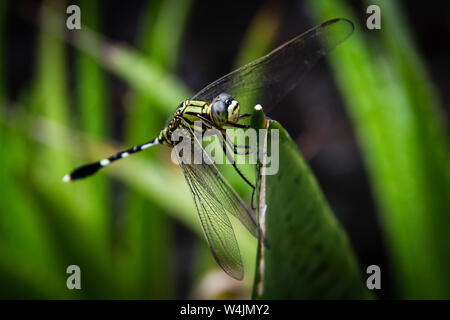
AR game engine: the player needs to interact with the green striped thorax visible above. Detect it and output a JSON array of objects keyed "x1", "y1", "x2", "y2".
[{"x1": 158, "y1": 93, "x2": 240, "y2": 146}]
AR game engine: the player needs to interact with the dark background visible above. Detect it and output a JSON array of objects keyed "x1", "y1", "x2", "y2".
[{"x1": 4, "y1": 0, "x2": 449, "y2": 299}]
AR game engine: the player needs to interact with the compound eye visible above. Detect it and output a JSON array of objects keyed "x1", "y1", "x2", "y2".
[
  {"x1": 211, "y1": 101, "x2": 227, "y2": 125},
  {"x1": 213, "y1": 101, "x2": 225, "y2": 113}
]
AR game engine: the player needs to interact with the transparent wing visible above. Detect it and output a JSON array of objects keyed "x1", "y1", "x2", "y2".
[
  {"x1": 174, "y1": 128, "x2": 260, "y2": 280},
  {"x1": 192, "y1": 18, "x2": 354, "y2": 113}
]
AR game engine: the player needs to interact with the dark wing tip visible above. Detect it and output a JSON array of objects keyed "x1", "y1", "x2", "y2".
[
  {"x1": 322, "y1": 18, "x2": 354, "y2": 31},
  {"x1": 317, "y1": 18, "x2": 355, "y2": 51},
  {"x1": 209, "y1": 245, "x2": 244, "y2": 281},
  {"x1": 325, "y1": 17, "x2": 354, "y2": 36},
  {"x1": 336, "y1": 18, "x2": 355, "y2": 36},
  {"x1": 229, "y1": 269, "x2": 244, "y2": 281}
]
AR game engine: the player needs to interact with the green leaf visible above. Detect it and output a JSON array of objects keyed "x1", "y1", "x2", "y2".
[{"x1": 252, "y1": 109, "x2": 370, "y2": 299}]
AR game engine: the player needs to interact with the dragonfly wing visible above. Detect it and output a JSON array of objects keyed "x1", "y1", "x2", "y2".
[
  {"x1": 174, "y1": 129, "x2": 260, "y2": 280},
  {"x1": 180, "y1": 160, "x2": 244, "y2": 279},
  {"x1": 192, "y1": 18, "x2": 354, "y2": 113}
]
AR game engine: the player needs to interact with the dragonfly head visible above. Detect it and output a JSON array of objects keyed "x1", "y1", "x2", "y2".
[{"x1": 211, "y1": 93, "x2": 240, "y2": 126}]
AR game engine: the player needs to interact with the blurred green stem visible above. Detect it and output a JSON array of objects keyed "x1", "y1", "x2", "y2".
[{"x1": 307, "y1": 0, "x2": 450, "y2": 298}]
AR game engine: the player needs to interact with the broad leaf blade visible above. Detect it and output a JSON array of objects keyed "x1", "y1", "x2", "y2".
[{"x1": 253, "y1": 114, "x2": 370, "y2": 299}]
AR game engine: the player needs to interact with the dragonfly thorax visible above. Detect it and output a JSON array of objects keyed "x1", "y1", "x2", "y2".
[{"x1": 158, "y1": 93, "x2": 241, "y2": 147}]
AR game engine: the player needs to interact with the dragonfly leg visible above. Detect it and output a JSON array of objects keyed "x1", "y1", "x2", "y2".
[
  {"x1": 197, "y1": 114, "x2": 250, "y2": 154},
  {"x1": 195, "y1": 114, "x2": 250, "y2": 151},
  {"x1": 191, "y1": 115, "x2": 257, "y2": 209},
  {"x1": 219, "y1": 132, "x2": 257, "y2": 210},
  {"x1": 227, "y1": 122, "x2": 250, "y2": 129},
  {"x1": 238, "y1": 113, "x2": 251, "y2": 120},
  {"x1": 221, "y1": 132, "x2": 250, "y2": 155},
  {"x1": 220, "y1": 129, "x2": 260, "y2": 156}
]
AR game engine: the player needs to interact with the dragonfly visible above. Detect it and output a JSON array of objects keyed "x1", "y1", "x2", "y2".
[{"x1": 63, "y1": 18, "x2": 354, "y2": 280}]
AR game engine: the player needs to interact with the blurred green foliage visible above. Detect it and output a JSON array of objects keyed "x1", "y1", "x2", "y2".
[
  {"x1": 0, "y1": 0, "x2": 448, "y2": 299},
  {"x1": 307, "y1": 0, "x2": 450, "y2": 299}
]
